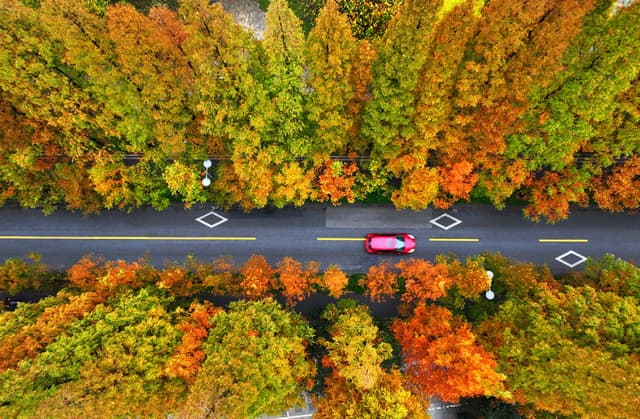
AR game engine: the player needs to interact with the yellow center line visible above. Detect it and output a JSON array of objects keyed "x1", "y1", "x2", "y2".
[
  {"x1": 539, "y1": 239, "x2": 588, "y2": 243},
  {"x1": 0, "y1": 236, "x2": 256, "y2": 241},
  {"x1": 317, "y1": 238, "x2": 365, "y2": 241},
  {"x1": 429, "y1": 238, "x2": 479, "y2": 242}
]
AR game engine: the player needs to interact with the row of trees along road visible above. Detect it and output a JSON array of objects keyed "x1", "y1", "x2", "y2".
[
  {"x1": 1, "y1": 252, "x2": 639, "y2": 417},
  {"x1": 1, "y1": 0, "x2": 639, "y2": 221}
]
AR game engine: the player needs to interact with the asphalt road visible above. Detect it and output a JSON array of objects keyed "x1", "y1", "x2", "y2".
[{"x1": 0, "y1": 202, "x2": 638, "y2": 274}]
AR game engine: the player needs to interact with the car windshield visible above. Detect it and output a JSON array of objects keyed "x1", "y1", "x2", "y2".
[{"x1": 394, "y1": 235, "x2": 405, "y2": 250}]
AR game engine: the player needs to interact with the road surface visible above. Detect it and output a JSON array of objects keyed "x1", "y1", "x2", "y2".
[{"x1": 0, "y1": 202, "x2": 637, "y2": 274}]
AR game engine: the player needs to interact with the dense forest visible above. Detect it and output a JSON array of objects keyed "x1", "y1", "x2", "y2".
[
  {"x1": 1, "y1": 252, "x2": 639, "y2": 417},
  {"x1": 0, "y1": 0, "x2": 639, "y2": 221}
]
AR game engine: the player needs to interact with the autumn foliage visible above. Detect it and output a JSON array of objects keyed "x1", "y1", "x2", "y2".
[
  {"x1": 1, "y1": 253, "x2": 639, "y2": 417},
  {"x1": 360, "y1": 263, "x2": 398, "y2": 302},
  {"x1": 396, "y1": 258, "x2": 452, "y2": 302},
  {"x1": 0, "y1": 0, "x2": 638, "y2": 220},
  {"x1": 165, "y1": 301, "x2": 221, "y2": 383},
  {"x1": 392, "y1": 304, "x2": 508, "y2": 403}
]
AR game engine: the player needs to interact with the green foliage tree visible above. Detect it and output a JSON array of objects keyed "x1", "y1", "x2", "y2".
[
  {"x1": 181, "y1": 298, "x2": 315, "y2": 418},
  {"x1": 320, "y1": 301, "x2": 392, "y2": 390},
  {"x1": 263, "y1": 0, "x2": 309, "y2": 157},
  {"x1": 477, "y1": 284, "x2": 640, "y2": 417},
  {"x1": 305, "y1": 0, "x2": 357, "y2": 159},
  {"x1": 360, "y1": 0, "x2": 444, "y2": 208},
  {"x1": 316, "y1": 300, "x2": 427, "y2": 418},
  {"x1": 0, "y1": 254, "x2": 46, "y2": 294},
  {"x1": 0, "y1": 288, "x2": 183, "y2": 417},
  {"x1": 337, "y1": 0, "x2": 402, "y2": 39},
  {"x1": 180, "y1": 0, "x2": 274, "y2": 209},
  {"x1": 361, "y1": 0, "x2": 443, "y2": 162}
]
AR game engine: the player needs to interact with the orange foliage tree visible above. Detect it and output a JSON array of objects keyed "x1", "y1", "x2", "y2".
[
  {"x1": 391, "y1": 304, "x2": 508, "y2": 403},
  {"x1": 275, "y1": 257, "x2": 320, "y2": 304},
  {"x1": 391, "y1": 167, "x2": 440, "y2": 210},
  {"x1": 523, "y1": 168, "x2": 590, "y2": 223},
  {"x1": 98, "y1": 259, "x2": 158, "y2": 295},
  {"x1": 0, "y1": 290, "x2": 104, "y2": 372},
  {"x1": 435, "y1": 160, "x2": 478, "y2": 208},
  {"x1": 317, "y1": 160, "x2": 359, "y2": 204},
  {"x1": 239, "y1": 255, "x2": 275, "y2": 299},
  {"x1": 66, "y1": 255, "x2": 106, "y2": 291},
  {"x1": 360, "y1": 263, "x2": 398, "y2": 302},
  {"x1": 396, "y1": 258, "x2": 452, "y2": 302},
  {"x1": 592, "y1": 156, "x2": 640, "y2": 212},
  {"x1": 320, "y1": 265, "x2": 349, "y2": 299},
  {"x1": 441, "y1": 256, "x2": 492, "y2": 299},
  {"x1": 157, "y1": 265, "x2": 202, "y2": 297},
  {"x1": 184, "y1": 255, "x2": 236, "y2": 294},
  {"x1": 164, "y1": 301, "x2": 221, "y2": 384}
]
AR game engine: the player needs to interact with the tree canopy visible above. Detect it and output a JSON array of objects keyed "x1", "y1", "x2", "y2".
[{"x1": 0, "y1": 0, "x2": 638, "y2": 220}]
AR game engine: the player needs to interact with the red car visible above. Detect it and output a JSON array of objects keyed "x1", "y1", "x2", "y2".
[{"x1": 365, "y1": 233, "x2": 416, "y2": 254}]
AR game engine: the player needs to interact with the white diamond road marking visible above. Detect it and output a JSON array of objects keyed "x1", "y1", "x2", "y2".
[
  {"x1": 555, "y1": 250, "x2": 587, "y2": 268},
  {"x1": 195, "y1": 211, "x2": 228, "y2": 229},
  {"x1": 429, "y1": 213, "x2": 462, "y2": 230}
]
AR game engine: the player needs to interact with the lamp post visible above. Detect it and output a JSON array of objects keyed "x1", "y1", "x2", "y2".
[
  {"x1": 202, "y1": 159, "x2": 212, "y2": 187},
  {"x1": 485, "y1": 270, "x2": 495, "y2": 300}
]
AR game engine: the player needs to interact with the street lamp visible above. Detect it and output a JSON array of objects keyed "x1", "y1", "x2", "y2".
[
  {"x1": 202, "y1": 159, "x2": 212, "y2": 187},
  {"x1": 485, "y1": 270, "x2": 495, "y2": 300}
]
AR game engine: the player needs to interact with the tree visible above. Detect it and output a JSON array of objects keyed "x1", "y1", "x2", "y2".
[
  {"x1": 263, "y1": 0, "x2": 308, "y2": 157},
  {"x1": 337, "y1": 0, "x2": 402, "y2": 39},
  {"x1": 346, "y1": 39, "x2": 376, "y2": 153},
  {"x1": 392, "y1": 304, "x2": 508, "y2": 403},
  {"x1": 180, "y1": 0, "x2": 274, "y2": 210},
  {"x1": 0, "y1": 288, "x2": 183, "y2": 417},
  {"x1": 305, "y1": 0, "x2": 357, "y2": 158},
  {"x1": 162, "y1": 161, "x2": 207, "y2": 208},
  {"x1": 164, "y1": 301, "x2": 221, "y2": 383},
  {"x1": 239, "y1": 255, "x2": 275, "y2": 299},
  {"x1": 441, "y1": 256, "x2": 492, "y2": 299},
  {"x1": 320, "y1": 264, "x2": 349, "y2": 299},
  {"x1": 361, "y1": 0, "x2": 442, "y2": 161},
  {"x1": 577, "y1": 253, "x2": 640, "y2": 300},
  {"x1": 271, "y1": 161, "x2": 316, "y2": 207},
  {"x1": 0, "y1": 0, "x2": 96, "y2": 151},
  {"x1": 391, "y1": 166, "x2": 440, "y2": 209},
  {"x1": 106, "y1": 3, "x2": 195, "y2": 157},
  {"x1": 320, "y1": 302, "x2": 392, "y2": 390},
  {"x1": 276, "y1": 256, "x2": 320, "y2": 304},
  {"x1": 396, "y1": 258, "x2": 452, "y2": 302},
  {"x1": 522, "y1": 167, "x2": 590, "y2": 222},
  {"x1": 0, "y1": 254, "x2": 47, "y2": 294},
  {"x1": 180, "y1": 299, "x2": 315, "y2": 419},
  {"x1": 476, "y1": 285, "x2": 640, "y2": 417},
  {"x1": 360, "y1": 263, "x2": 398, "y2": 302},
  {"x1": 591, "y1": 156, "x2": 640, "y2": 212},
  {"x1": 39, "y1": 0, "x2": 155, "y2": 153},
  {"x1": 157, "y1": 264, "x2": 202, "y2": 297},
  {"x1": 315, "y1": 367, "x2": 427, "y2": 419},
  {"x1": 39, "y1": 288, "x2": 184, "y2": 418},
  {"x1": 316, "y1": 159, "x2": 359, "y2": 204}
]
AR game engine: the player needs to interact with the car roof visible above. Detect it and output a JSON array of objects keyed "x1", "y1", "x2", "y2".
[{"x1": 369, "y1": 235, "x2": 398, "y2": 249}]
